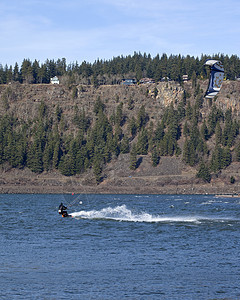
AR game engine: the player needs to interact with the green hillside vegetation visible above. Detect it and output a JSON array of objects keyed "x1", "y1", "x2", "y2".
[
  {"x1": 1, "y1": 53, "x2": 240, "y2": 184},
  {"x1": 0, "y1": 85, "x2": 240, "y2": 184}
]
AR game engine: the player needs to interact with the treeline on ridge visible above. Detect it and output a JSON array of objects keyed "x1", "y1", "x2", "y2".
[{"x1": 0, "y1": 52, "x2": 240, "y2": 85}]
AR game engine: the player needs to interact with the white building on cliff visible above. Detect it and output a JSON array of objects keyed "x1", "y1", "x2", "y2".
[{"x1": 50, "y1": 76, "x2": 59, "y2": 84}]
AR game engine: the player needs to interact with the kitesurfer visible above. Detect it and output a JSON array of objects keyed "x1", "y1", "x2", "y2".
[{"x1": 58, "y1": 202, "x2": 68, "y2": 217}]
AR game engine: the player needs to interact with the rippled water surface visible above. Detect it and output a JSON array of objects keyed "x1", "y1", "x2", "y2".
[{"x1": 1, "y1": 194, "x2": 240, "y2": 299}]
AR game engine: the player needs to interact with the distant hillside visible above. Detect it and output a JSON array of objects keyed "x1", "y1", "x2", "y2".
[{"x1": 1, "y1": 79, "x2": 240, "y2": 194}]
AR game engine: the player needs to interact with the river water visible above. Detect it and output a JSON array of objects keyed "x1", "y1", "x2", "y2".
[{"x1": 0, "y1": 194, "x2": 239, "y2": 299}]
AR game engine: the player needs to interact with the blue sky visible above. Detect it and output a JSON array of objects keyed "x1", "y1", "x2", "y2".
[{"x1": 1, "y1": 0, "x2": 240, "y2": 66}]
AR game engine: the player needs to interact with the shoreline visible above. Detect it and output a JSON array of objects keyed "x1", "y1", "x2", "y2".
[
  {"x1": 1, "y1": 183, "x2": 240, "y2": 196},
  {"x1": 1, "y1": 164, "x2": 240, "y2": 196}
]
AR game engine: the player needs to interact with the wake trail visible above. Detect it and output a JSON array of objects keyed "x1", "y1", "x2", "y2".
[{"x1": 70, "y1": 205, "x2": 237, "y2": 224}]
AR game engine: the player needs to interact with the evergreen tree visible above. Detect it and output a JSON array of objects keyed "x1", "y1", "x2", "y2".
[
  {"x1": 12, "y1": 136, "x2": 26, "y2": 168},
  {"x1": 128, "y1": 117, "x2": 137, "y2": 138},
  {"x1": 201, "y1": 120, "x2": 209, "y2": 140},
  {"x1": 151, "y1": 148, "x2": 160, "y2": 167},
  {"x1": 27, "y1": 141, "x2": 43, "y2": 173},
  {"x1": 186, "y1": 101, "x2": 193, "y2": 120},
  {"x1": 92, "y1": 146, "x2": 103, "y2": 183},
  {"x1": 230, "y1": 176, "x2": 235, "y2": 184},
  {"x1": 222, "y1": 147, "x2": 232, "y2": 168},
  {"x1": 21, "y1": 59, "x2": 34, "y2": 83},
  {"x1": 136, "y1": 105, "x2": 148, "y2": 131},
  {"x1": 55, "y1": 105, "x2": 63, "y2": 122},
  {"x1": 111, "y1": 135, "x2": 120, "y2": 157},
  {"x1": 94, "y1": 96, "x2": 105, "y2": 115},
  {"x1": 168, "y1": 117, "x2": 181, "y2": 141},
  {"x1": 137, "y1": 128, "x2": 148, "y2": 155},
  {"x1": 120, "y1": 136, "x2": 130, "y2": 154},
  {"x1": 72, "y1": 86, "x2": 78, "y2": 99},
  {"x1": 211, "y1": 145, "x2": 223, "y2": 172},
  {"x1": 52, "y1": 140, "x2": 61, "y2": 169},
  {"x1": 215, "y1": 122, "x2": 222, "y2": 144},
  {"x1": 75, "y1": 147, "x2": 86, "y2": 174},
  {"x1": 129, "y1": 143, "x2": 138, "y2": 170},
  {"x1": 183, "y1": 139, "x2": 198, "y2": 166},
  {"x1": 196, "y1": 161, "x2": 211, "y2": 182},
  {"x1": 154, "y1": 120, "x2": 165, "y2": 142},
  {"x1": 59, "y1": 154, "x2": 75, "y2": 176},
  {"x1": 13, "y1": 63, "x2": 20, "y2": 82},
  {"x1": 177, "y1": 100, "x2": 186, "y2": 120},
  {"x1": 115, "y1": 124, "x2": 123, "y2": 141},
  {"x1": 115, "y1": 102, "x2": 124, "y2": 126},
  {"x1": 103, "y1": 145, "x2": 112, "y2": 163},
  {"x1": 43, "y1": 142, "x2": 53, "y2": 171},
  {"x1": 208, "y1": 105, "x2": 224, "y2": 136}
]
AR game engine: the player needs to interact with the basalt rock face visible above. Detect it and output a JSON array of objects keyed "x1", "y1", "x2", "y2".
[
  {"x1": 0, "y1": 80, "x2": 239, "y2": 122},
  {"x1": 0, "y1": 80, "x2": 240, "y2": 194},
  {"x1": 0, "y1": 82, "x2": 185, "y2": 124}
]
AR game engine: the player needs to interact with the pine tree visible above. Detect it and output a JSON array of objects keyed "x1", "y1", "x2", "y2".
[
  {"x1": 21, "y1": 59, "x2": 34, "y2": 83},
  {"x1": 151, "y1": 148, "x2": 160, "y2": 167},
  {"x1": 129, "y1": 143, "x2": 138, "y2": 170},
  {"x1": 55, "y1": 105, "x2": 63, "y2": 122},
  {"x1": 168, "y1": 117, "x2": 181, "y2": 141},
  {"x1": 13, "y1": 137, "x2": 26, "y2": 168},
  {"x1": 115, "y1": 102, "x2": 124, "y2": 126},
  {"x1": 177, "y1": 100, "x2": 186, "y2": 120},
  {"x1": 43, "y1": 142, "x2": 53, "y2": 171},
  {"x1": 183, "y1": 121, "x2": 190, "y2": 137},
  {"x1": 136, "y1": 105, "x2": 148, "y2": 131},
  {"x1": 186, "y1": 101, "x2": 193, "y2": 120},
  {"x1": 154, "y1": 121, "x2": 165, "y2": 142},
  {"x1": 27, "y1": 141, "x2": 43, "y2": 173},
  {"x1": 120, "y1": 136, "x2": 130, "y2": 154},
  {"x1": 72, "y1": 86, "x2": 78, "y2": 99},
  {"x1": 111, "y1": 135, "x2": 120, "y2": 157},
  {"x1": 92, "y1": 148, "x2": 103, "y2": 183},
  {"x1": 183, "y1": 139, "x2": 197, "y2": 166},
  {"x1": 166, "y1": 134, "x2": 175, "y2": 156},
  {"x1": 59, "y1": 154, "x2": 75, "y2": 176},
  {"x1": 215, "y1": 122, "x2": 222, "y2": 144},
  {"x1": 52, "y1": 140, "x2": 61, "y2": 169},
  {"x1": 230, "y1": 176, "x2": 235, "y2": 184},
  {"x1": 196, "y1": 161, "x2": 211, "y2": 183},
  {"x1": 137, "y1": 129, "x2": 148, "y2": 155},
  {"x1": 128, "y1": 117, "x2": 137, "y2": 138},
  {"x1": 201, "y1": 120, "x2": 209, "y2": 140},
  {"x1": 211, "y1": 145, "x2": 223, "y2": 172},
  {"x1": 13, "y1": 63, "x2": 20, "y2": 82},
  {"x1": 103, "y1": 145, "x2": 112, "y2": 163},
  {"x1": 222, "y1": 147, "x2": 232, "y2": 168},
  {"x1": 94, "y1": 96, "x2": 105, "y2": 115}
]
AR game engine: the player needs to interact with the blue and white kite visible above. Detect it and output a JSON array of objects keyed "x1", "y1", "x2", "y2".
[{"x1": 204, "y1": 60, "x2": 224, "y2": 98}]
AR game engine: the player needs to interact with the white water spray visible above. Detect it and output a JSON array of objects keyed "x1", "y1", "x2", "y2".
[{"x1": 70, "y1": 205, "x2": 204, "y2": 223}]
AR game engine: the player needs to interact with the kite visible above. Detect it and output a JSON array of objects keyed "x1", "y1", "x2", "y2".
[{"x1": 204, "y1": 60, "x2": 224, "y2": 98}]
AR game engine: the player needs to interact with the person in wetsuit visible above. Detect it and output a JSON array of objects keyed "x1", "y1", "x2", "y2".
[{"x1": 58, "y1": 202, "x2": 68, "y2": 217}]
